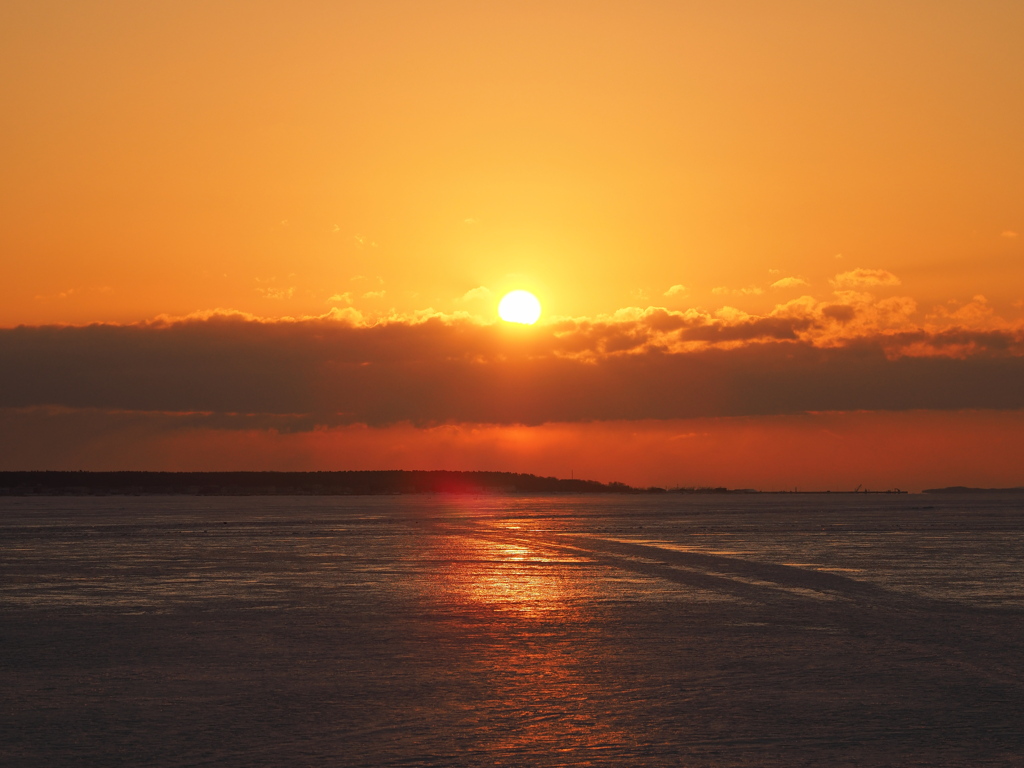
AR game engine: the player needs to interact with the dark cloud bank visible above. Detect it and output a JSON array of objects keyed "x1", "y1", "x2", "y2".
[{"x1": 1, "y1": 314, "x2": 1022, "y2": 428}]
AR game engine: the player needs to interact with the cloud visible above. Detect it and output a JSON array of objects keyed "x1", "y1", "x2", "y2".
[
  {"x1": 256, "y1": 286, "x2": 295, "y2": 300},
  {"x1": 770, "y1": 277, "x2": 809, "y2": 289},
  {"x1": 34, "y1": 285, "x2": 114, "y2": 302},
  {"x1": 0, "y1": 307, "x2": 1021, "y2": 428},
  {"x1": 460, "y1": 286, "x2": 492, "y2": 302},
  {"x1": 679, "y1": 316, "x2": 814, "y2": 342},
  {"x1": 926, "y1": 295, "x2": 994, "y2": 326},
  {"x1": 832, "y1": 268, "x2": 901, "y2": 289},
  {"x1": 362, "y1": 290, "x2": 386, "y2": 299},
  {"x1": 713, "y1": 286, "x2": 764, "y2": 296},
  {"x1": 1002, "y1": 231, "x2": 1018, "y2": 238},
  {"x1": 664, "y1": 284, "x2": 686, "y2": 297},
  {"x1": 328, "y1": 292, "x2": 353, "y2": 304}
]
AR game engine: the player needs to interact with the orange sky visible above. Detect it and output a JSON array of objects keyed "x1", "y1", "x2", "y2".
[{"x1": 2, "y1": 2, "x2": 1023, "y2": 488}]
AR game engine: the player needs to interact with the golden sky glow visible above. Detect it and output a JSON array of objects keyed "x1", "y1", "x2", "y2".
[
  {"x1": 2, "y1": 1, "x2": 1022, "y2": 326},
  {"x1": 1, "y1": 1, "x2": 1023, "y2": 487}
]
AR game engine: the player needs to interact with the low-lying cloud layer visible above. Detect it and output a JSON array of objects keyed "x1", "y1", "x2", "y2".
[{"x1": 2, "y1": 293, "x2": 1022, "y2": 428}]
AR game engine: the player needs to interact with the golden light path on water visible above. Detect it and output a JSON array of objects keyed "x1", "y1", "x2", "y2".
[{"x1": 417, "y1": 513, "x2": 638, "y2": 755}]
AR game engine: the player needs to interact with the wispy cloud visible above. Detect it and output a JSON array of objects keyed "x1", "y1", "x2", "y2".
[
  {"x1": 34, "y1": 285, "x2": 114, "y2": 302},
  {"x1": 631, "y1": 288, "x2": 650, "y2": 302},
  {"x1": 713, "y1": 285, "x2": 764, "y2": 296},
  {"x1": 770, "y1": 277, "x2": 809, "y2": 289},
  {"x1": 664, "y1": 284, "x2": 686, "y2": 297},
  {"x1": 832, "y1": 268, "x2": 901, "y2": 289},
  {"x1": 257, "y1": 286, "x2": 295, "y2": 300},
  {"x1": 460, "y1": 286, "x2": 492, "y2": 302}
]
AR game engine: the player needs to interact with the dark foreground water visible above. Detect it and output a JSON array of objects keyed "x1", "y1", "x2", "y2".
[{"x1": 2, "y1": 493, "x2": 1023, "y2": 767}]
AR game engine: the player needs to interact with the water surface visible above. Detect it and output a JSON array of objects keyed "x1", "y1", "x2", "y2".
[{"x1": 2, "y1": 494, "x2": 1023, "y2": 766}]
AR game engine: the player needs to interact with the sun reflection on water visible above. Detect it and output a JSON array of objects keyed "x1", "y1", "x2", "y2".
[
  {"x1": 428, "y1": 528, "x2": 585, "y2": 615},
  {"x1": 415, "y1": 521, "x2": 636, "y2": 757}
]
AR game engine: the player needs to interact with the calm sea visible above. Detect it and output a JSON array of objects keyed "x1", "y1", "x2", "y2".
[{"x1": 2, "y1": 493, "x2": 1023, "y2": 767}]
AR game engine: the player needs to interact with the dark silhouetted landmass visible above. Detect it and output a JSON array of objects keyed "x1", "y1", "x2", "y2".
[
  {"x1": 0, "y1": 472, "x2": 927, "y2": 496},
  {"x1": 922, "y1": 486, "x2": 1024, "y2": 494},
  {"x1": 0, "y1": 470, "x2": 652, "y2": 496}
]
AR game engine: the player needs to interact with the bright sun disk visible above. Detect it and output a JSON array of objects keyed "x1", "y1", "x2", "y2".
[{"x1": 498, "y1": 290, "x2": 542, "y2": 325}]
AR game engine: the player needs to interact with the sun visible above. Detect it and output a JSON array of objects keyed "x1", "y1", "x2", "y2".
[{"x1": 498, "y1": 290, "x2": 542, "y2": 325}]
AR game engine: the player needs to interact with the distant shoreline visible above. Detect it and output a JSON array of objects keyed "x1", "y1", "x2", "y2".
[
  {"x1": 921, "y1": 486, "x2": 1024, "y2": 494},
  {"x1": 0, "y1": 470, "x2": 939, "y2": 496},
  {"x1": 0, "y1": 470, "x2": 622, "y2": 496},
  {"x1": 2, "y1": 471, "x2": 1019, "y2": 497}
]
